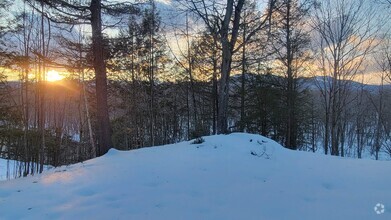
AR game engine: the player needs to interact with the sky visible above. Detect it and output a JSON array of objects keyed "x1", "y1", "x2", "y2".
[{"x1": 3, "y1": 0, "x2": 391, "y2": 85}]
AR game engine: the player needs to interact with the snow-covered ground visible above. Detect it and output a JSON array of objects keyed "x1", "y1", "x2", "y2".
[
  {"x1": 0, "y1": 159, "x2": 52, "y2": 181},
  {"x1": 0, "y1": 133, "x2": 390, "y2": 219},
  {"x1": 0, "y1": 158, "x2": 15, "y2": 180}
]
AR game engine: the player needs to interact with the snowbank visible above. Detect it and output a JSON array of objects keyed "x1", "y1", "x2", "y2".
[{"x1": 0, "y1": 133, "x2": 390, "y2": 219}]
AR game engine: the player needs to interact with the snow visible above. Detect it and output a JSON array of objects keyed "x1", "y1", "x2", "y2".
[
  {"x1": 0, "y1": 133, "x2": 390, "y2": 219},
  {"x1": 0, "y1": 159, "x2": 15, "y2": 180},
  {"x1": 0, "y1": 159, "x2": 52, "y2": 181}
]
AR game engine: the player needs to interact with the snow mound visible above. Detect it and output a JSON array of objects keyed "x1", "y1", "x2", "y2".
[{"x1": 0, "y1": 133, "x2": 390, "y2": 219}]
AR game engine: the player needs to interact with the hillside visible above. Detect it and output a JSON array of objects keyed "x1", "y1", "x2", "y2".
[{"x1": 0, "y1": 133, "x2": 390, "y2": 219}]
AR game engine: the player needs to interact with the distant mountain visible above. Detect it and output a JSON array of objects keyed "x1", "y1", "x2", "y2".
[{"x1": 301, "y1": 76, "x2": 391, "y2": 93}]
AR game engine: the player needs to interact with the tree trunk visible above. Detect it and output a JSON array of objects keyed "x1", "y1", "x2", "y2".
[
  {"x1": 212, "y1": 36, "x2": 218, "y2": 135},
  {"x1": 90, "y1": 0, "x2": 113, "y2": 156},
  {"x1": 22, "y1": 4, "x2": 31, "y2": 176},
  {"x1": 330, "y1": 74, "x2": 339, "y2": 156},
  {"x1": 357, "y1": 121, "x2": 362, "y2": 159},
  {"x1": 149, "y1": 0, "x2": 156, "y2": 146},
  {"x1": 217, "y1": 41, "x2": 232, "y2": 134},
  {"x1": 39, "y1": 2, "x2": 46, "y2": 173},
  {"x1": 186, "y1": 13, "x2": 198, "y2": 135},
  {"x1": 284, "y1": 0, "x2": 296, "y2": 150},
  {"x1": 212, "y1": 59, "x2": 218, "y2": 135},
  {"x1": 324, "y1": 110, "x2": 329, "y2": 155},
  {"x1": 374, "y1": 84, "x2": 383, "y2": 160},
  {"x1": 217, "y1": 0, "x2": 245, "y2": 134},
  {"x1": 240, "y1": 10, "x2": 247, "y2": 132}
]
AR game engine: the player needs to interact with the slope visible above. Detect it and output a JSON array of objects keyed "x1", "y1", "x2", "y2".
[{"x1": 0, "y1": 133, "x2": 390, "y2": 219}]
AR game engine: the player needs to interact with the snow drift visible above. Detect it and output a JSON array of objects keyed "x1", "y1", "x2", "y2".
[{"x1": 0, "y1": 133, "x2": 390, "y2": 219}]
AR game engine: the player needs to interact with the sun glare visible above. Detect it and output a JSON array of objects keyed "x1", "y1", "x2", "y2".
[{"x1": 46, "y1": 70, "x2": 64, "y2": 82}]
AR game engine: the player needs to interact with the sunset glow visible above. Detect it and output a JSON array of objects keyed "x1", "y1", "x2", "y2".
[{"x1": 46, "y1": 70, "x2": 64, "y2": 82}]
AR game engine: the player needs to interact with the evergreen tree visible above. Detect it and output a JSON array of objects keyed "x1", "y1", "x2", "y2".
[{"x1": 271, "y1": 0, "x2": 312, "y2": 149}]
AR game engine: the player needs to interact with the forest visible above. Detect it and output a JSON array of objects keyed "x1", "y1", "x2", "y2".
[{"x1": 0, "y1": 0, "x2": 391, "y2": 178}]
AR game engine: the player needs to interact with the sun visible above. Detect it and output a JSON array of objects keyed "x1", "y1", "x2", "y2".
[{"x1": 46, "y1": 70, "x2": 64, "y2": 82}]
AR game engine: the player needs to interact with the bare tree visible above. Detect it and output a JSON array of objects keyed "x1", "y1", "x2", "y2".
[
  {"x1": 177, "y1": 0, "x2": 275, "y2": 133},
  {"x1": 371, "y1": 37, "x2": 391, "y2": 159},
  {"x1": 310, "y1": 0, "x2": 381, "y2": 155}
]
